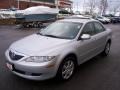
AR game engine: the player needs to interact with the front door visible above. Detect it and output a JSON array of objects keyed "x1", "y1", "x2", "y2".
[{"x1": 76, "y1": 22, "x2": 98, "y2": 64}]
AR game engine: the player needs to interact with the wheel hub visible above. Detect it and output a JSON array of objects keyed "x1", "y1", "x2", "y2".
[{"x1": 62, "y1": 60, "x2": 74, "y2": 79}]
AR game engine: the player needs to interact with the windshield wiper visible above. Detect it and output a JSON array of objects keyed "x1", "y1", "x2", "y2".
[
  {"x1": 37, "y1": 33, "x2": 59, "y2": 38},
  {"x1": 44, "y1": 34, "x2": 60, "y2": 38},
  {"x1": 37, "y1": 33, "x2": 68, "y2": 39},
  {"x1": 44, "y1": 34, "x2": 67, "y2": 39},
  {"x1": 36, "y1": 32, "x2": 44, "y2": 36}
]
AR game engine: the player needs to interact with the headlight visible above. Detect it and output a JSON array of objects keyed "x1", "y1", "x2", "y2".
[{"x1": 24, "y1": 56, "x2": 56, "y2": 63}]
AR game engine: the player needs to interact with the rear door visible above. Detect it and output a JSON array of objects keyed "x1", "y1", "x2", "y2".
[{"x1": 93, "y1": 22, "x2": 107, "y2": 53}]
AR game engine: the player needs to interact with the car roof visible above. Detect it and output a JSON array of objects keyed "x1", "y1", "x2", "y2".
[
  {"x1": 65, "y1": 15, "x2": 91, "y2": 19},
  {"x1": 59, "y1": 18, "x2": 97, "y2": 24}
]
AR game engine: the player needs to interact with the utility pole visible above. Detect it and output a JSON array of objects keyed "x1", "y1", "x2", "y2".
[
  {"x1": 9, "y1": 0, "x2": 11, "y2": 8},
  {"x1": 29, "y1": 0, "x2": 32, "y2": 7},
  {"x1": 77, "y1": 2, "x2": 78, "y2": 11},
  {"x1": 55, "y1": 0, "x2": 59, "y2": 9},
  {"x1": 17, "y1": 0, "x2": 20, "y2": 9},
  {"x1": 83, "y1": 0, "x2": 86, "y2": 11}
]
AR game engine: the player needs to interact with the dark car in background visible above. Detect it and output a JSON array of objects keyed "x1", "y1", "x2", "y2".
[
  {"x1": 111, "y1": 16, "x2": 120, "y2": 23},
  {"x1": 103, "y1": 15, "x2": 120, "y2": 23},
  {"x1": 94, "y1": 16, "x2": 111, "y2": 24}
]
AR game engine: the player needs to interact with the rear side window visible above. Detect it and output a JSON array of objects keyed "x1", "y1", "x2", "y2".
[
  {"x1": 81, "y1": 23, "x2": 95, "y2": 36},
  {"x1": 94, "y1": 22, "x2": 105, "y2": 34}
]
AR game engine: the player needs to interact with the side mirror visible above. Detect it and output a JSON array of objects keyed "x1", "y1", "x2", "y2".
[{"x1": 81, "y1": 34, "x2": 91, "y2": 40}]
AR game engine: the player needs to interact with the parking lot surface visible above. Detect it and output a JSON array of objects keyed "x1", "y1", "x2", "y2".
[{"x1": 0, "y1": 24, "x2": 120, "y2": 90}]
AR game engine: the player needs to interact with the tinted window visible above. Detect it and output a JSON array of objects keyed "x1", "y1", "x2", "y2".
[
  {"x1": 94, "y1": 22, "x2": 105, "y2": 34},
  {"x1": 81, "y1": 23, "x2": 95, "y2": 36}
]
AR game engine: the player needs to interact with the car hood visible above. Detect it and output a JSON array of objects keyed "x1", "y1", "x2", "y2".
[{"x1": 10, "y1": 34, "x2": 71, "y2": 56}]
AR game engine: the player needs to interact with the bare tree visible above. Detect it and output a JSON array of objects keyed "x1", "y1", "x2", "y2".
[
  {"x1": 85, "y1": 0, "x2": 97, "y2": 15},
  {"x1": 113, "y1": 6, "x2": 120, "y2": 15},
  {"x1": 99, "y1": 0, "x2": 108, "y2": 15},
  {"x1": 108, "y1": 2, "x2": 120, "y2": 15}
]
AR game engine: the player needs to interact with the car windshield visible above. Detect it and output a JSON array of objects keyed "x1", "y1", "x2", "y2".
[{"x1": 39, "y1": 22, "x2": 82, "y2": 39}]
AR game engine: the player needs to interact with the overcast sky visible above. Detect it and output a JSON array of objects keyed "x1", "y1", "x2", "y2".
[{"x1": 71, "y1": 0, "x2": 120, "y2": 12}]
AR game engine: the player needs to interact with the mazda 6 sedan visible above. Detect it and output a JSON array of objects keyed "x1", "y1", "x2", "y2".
[{"x1": 5, "y1": 18, "x2": 112, "y2": 81}]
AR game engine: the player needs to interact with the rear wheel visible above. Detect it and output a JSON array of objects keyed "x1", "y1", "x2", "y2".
[
  {"x1": 56, "y1": 56, "x2": 76, "y2": 81},
  {"x1": 102, "y1": 42, "x2": 111, "y2": 56}
]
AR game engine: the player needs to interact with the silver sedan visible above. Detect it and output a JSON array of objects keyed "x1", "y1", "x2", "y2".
[{"x1": 5, "y1": 18, "x2": 112, "y2": 81}]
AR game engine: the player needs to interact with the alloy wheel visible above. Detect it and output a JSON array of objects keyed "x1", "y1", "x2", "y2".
[{"x1": 61, "y1": 60, "x2": 74, "y2": 80}]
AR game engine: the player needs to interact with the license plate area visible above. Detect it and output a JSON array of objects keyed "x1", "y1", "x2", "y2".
[{"x1": 6, "y1": 63, "x2": 13, "y2": 71}]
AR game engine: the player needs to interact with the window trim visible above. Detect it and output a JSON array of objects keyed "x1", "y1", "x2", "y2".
[
  {"x1": 93, "y1": 21, "x2": 106, "y2": 34},
  {"x1": 81, "y1": 22, "x2": 95, "y2": 34},
  {"x1": 77, "y1": 22, "x2": 96, "y2": 40}
]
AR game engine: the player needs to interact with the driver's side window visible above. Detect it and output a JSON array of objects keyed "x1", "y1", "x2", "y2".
[{"x1": 81, "y1": 23, "x2": 95, "y2": 36}]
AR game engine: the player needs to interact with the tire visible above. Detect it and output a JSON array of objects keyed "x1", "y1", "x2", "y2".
[
  {"x1": 102, "y1": 42, "x2": 111, "y2": 56},
  {"x1": 38, "y1": 22, "x2": 42, "y2": 28},
  {"x1": 56, "y1": 56, "x2": 76, "y2": 81}
]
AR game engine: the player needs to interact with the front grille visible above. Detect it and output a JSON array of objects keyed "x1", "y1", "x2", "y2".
[
  {"x1": 9, "y1": 51, "x2": 24, "y2": 61},
  {"x1": 14, "y1": 68, "x2": 42, "y2": 76},
  {"x1": 14, "y1": 68, "x2": 25, "y2": 74}
]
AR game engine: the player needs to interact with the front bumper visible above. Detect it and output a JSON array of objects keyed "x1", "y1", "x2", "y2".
[{"x1": 5, "y1": 50, "x2": 58, "y2": 80}]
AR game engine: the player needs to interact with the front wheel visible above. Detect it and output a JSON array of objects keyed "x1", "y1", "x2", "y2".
[
  {"x1": 56, "y1": 56, "x2": 76, "y2": 81},
  {"x1": 102, "y1": 42, "x2": 111, "y2": 56}
]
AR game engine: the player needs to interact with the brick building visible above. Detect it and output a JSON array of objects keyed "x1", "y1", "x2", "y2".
[{"x1": 0, "y1": 0, "x2": 73, "y2": 9}]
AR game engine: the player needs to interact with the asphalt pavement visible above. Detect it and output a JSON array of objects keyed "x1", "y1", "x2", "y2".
[{"x1": 0, "y1": 24, "x2": 120, "y2": 90}]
